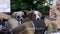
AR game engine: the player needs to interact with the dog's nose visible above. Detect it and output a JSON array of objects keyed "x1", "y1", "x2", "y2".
[
  {"x1": 37, "y1": 18, "x2": 40, "y2": 20},
  {"x1": 20, "y1": 19, "x2": 23, "y2": 21},
  {"x1": 17, "y1": 16, "x2": 20, "y2": 18}
]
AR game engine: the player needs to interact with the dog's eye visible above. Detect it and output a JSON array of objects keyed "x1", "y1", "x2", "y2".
[{"x1": 34, "y1": 14, "x2": 36, "y2": 16}]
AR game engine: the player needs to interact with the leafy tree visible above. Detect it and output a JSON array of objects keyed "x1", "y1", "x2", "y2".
[{"x1": 11, "y1": 0, "x2": 50, "y2": 14}]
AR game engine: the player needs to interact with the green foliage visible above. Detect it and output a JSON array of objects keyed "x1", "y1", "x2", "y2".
[
  {"x1": 35, "y1": 4, "x2": 50, "y2": 14},
  {"x1": 11, "y1": 0, "x2": 50, "y2": 14}
]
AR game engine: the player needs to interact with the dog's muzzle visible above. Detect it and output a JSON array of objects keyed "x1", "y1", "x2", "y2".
[
  {"x1": 17, "y1": 16, "x2": 23, "y2": 21},
  {"x1": 37, "y1": 18, "x2": 40, "y2": 20}
]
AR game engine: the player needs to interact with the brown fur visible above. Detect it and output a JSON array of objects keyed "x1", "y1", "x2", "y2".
[
  {"x1": 44, "y1": 18, "x2": 51, "y2": 27},
  {"x1": 44, "y1": 18, "x2": 58, "y2": 31},
  {"x1": 51, "y1": 21, "x2": 58, "y2": 31},
  {"x1": 27, "y1": 11, "x2": 36, "y2": 20},
  {"x1": 0, "y1": 13, "x2": 11, "y2": 20},
  {"x1": 7, "y1": 16, "x2": 34, "y2": 34},
  {"x1": 13, "y1": 22, "x2": 34, "y2": 34},
  {"x1": 22, "y1": 17, "x2": 31, "y2": 23},
  {"x1": 27, "y1": 11, "x2": 42, "y2": 20},
  {"x1": 23, "y1": 10, "x2": 30, "y2": 15}
]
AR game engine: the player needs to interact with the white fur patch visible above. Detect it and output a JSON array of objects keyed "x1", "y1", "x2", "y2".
[
  {"x1": 33, "y1": 11, "x2": 40, "y2": 20},
  {"x1": 0, "y1": 25, "x2": 2, "y2": 30},
  {"x1": 8, "y1": 18, "x2": 19, "y2": 29},
  {"x1": 12, "y1": 11, "x2": 24, "y2": 17},
  {"x1": 17, "y1": 11, "x2": 24, "y2": 16},
  {"x1": 12, "y1": 11, "x2": 24, "y2": 21}
]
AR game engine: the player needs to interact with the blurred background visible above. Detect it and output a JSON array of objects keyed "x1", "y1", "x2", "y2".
[
  {"x1": 11, "y1": 0, "x2": 51, "y2": 15},
  {"x1": 0, "y1": 0, "x2": 10, "y2": 12}
]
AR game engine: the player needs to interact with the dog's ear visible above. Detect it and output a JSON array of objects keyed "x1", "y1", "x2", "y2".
[
  {"x1": 22, "y1": 11, "x2": 28, "y2": 18},
  {"x1": 27, "y1": 12, "x2": 32, "y2": 17},
  {"x1": 12, "y1": 12, "x2": 17, "y2": 18},
  {"x1": 27, "y1": 11, "x2": 36, "y2": 20}
]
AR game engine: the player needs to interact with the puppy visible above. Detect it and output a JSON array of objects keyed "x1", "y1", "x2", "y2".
[
  {"x1": 13, "y1": 22, "x2": 35, "y2": 34},
  {"x1": 7, "y1": 17, "x2": 35, "y2": 34},
  {"x1": 27, "y1": 10, "x2": 42, "y2": 20},
  {"x1": 12, "y1": 11, "x2": 24, "y2": 20},
  {"x1": 12, "y1": 11, "x2": 25, "y2": 24}
]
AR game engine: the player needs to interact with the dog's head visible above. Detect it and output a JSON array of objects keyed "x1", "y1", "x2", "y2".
[
  {"x1": 33, "y1": 11, "x2": 42, "y2": 20},
  {"x1": 27, "y1": 10, "x2": 42, "y2": 20},
  {"x1": 12, "y1": 11, "x2": 25, "y2": 21}
]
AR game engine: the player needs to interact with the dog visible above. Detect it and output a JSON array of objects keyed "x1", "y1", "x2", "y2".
[
  {"x1": 27, "y1": 10, "x2": 42, "y2": 20},
  {"x1": 7, "y1": 12, "x2": 35, "y2": 34},
  {"x1": 7, "y1": 17, "x2": 35, "y2": 34},
  {"x1": 12, "y1": 21, "x2": 35, "y2": 34},
  {"x1": 12, "y1": 11, "x2": 26, "y2": 24},
  {"x1": 12, "y1": 11, "x2": 24, "y2": 20}
]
